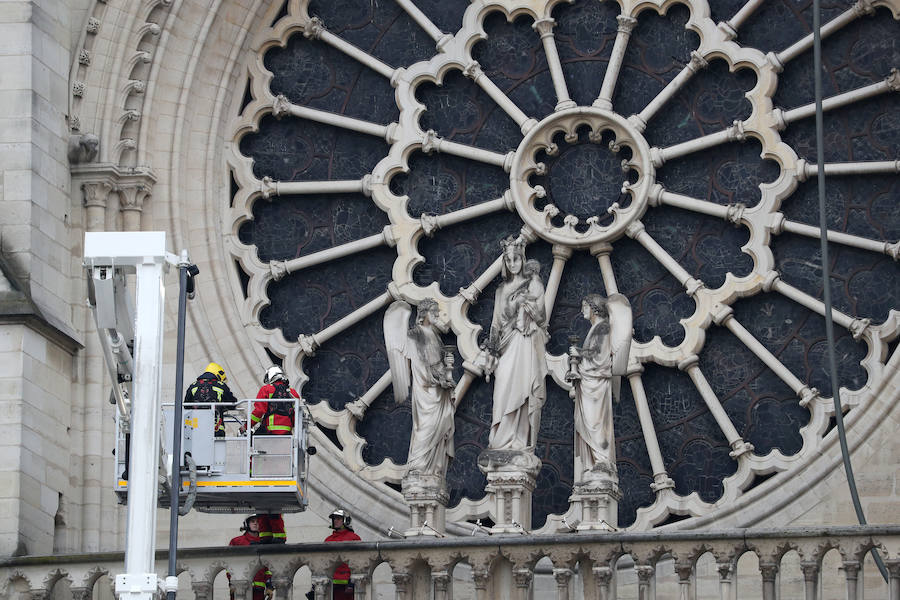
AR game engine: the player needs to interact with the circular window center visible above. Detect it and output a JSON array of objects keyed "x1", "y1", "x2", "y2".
[
  {"x1": 509, "y1": 107, "x2": 655, "y2": 248},
  {"x1": 543, "y1": 140, "x2": 627, "y2": 220}
]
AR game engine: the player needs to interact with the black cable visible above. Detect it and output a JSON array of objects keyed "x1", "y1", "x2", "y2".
[{"x1": 811, "y1": 0, "x2": 888, "y2": 583}]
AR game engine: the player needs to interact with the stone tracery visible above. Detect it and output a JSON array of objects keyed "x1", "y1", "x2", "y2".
[{"x1": 227, "y1": 0, "x2": 900, "y2": 531}]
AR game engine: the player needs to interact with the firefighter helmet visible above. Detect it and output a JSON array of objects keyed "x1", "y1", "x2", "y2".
[
  {"x1": 264, "y1": 366, "x2": 286, "y2": 385},
  {"x1": 328, "y1": 508, "x2": 352, "y2": 529},
  {"x1": 205, "y1": 362, "x2": 227, "y2": 382}
]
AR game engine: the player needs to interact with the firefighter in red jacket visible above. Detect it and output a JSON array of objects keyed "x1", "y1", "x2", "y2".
[
  {"x1": 239, "y1": 366, "x2": 299, "y2": 543},
  {"x1": 324, "y1": 508, "x2": 361, "y2": 600},
  {"x1": 249, "y1": 366, "x2": 299, "y2": 435},
  {"x1": 228, "y1": 515, "x2": 274, "y2": 600}
]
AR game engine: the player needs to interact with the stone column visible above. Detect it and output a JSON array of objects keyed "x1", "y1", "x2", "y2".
[
  {"x1": 636, "y1": 565, "x2": 654, "y2": 600},
  {"x1": 391, "y1": 572, "x2": 411, "y2": 600},
  {"x1": 760, "y1": 562, "x2": 778, "y2": 600},
  {"x1": 272, "y1": 576, "x2": 292, "y2": 600},
  {"x1": 432, "y1": 571, "x2": 450, "y2": 600},
  {"x1": 886, "y1": 559, "x2": 900, "y2": 600},
  {"x1": 402, "y1": 472, "x2": 448, "y2": 537},
  {"x1": 230, "y1": 580, "x2": 250, "y2": 600},
  {"x1": 842, "y1": 561, "x2": 860, "y2": 600},
  {"x1": 477, "y1": 450, "x2": 541, "y2": 534},
  {"x1": 310, "y1": 576, "x2": 330, "y2": 600},
  {"x1": 117, "y1": 182, "x2": 150, "y2": 232},
  {"x1": 553, "y1": 568, "x2": 572, "y2": 600},
  {"x1": 513, "y1": 568, "x2": 533, "y2": 600},
  {"x1": 593, "y1": 565, "x2": 613, "y2": 600},
  {"x1": 77, "y1": 176, "x2": 117, "y2": 552},
  {"x1": 191, "y1": 581, "x2": 211, "y2": 600},
  {"x1": 675, "y1": 561, "x2": 693, "y2": 599},
  {"x1": 717, "y1": 560, "x2": 735, "y2": 600},
  {"x1": 350, "y1": 574, "x2": 367, "y2": 600},
  {"x1": 472, "y1": 568, "x2": 490, "y2": 600},
  {"x1": 800, "y1": 560, "x2": 818, "y2": 600}
]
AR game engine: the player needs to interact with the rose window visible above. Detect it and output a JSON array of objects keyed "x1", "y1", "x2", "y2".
[{"x1": 229, "y1": 0, "x2": 900, "y2": 529}]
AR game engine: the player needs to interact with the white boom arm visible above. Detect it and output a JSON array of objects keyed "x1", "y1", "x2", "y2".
[{"x1": 84, "y1": 232, "x2": 178, "y2": 600}]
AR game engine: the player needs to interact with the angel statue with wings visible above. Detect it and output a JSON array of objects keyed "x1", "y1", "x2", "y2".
[
  {"x1": 384, "y1": 298, "x2": 456, "y2": 478},
  {"x1": 567, "y1": 293, "x2": 633, "y2": 481}
]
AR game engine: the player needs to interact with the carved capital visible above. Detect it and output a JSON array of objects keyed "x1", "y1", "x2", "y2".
[
  {"x1": 547, "y1": 566, "x2": 571, "y2": 586},
  {"x1": 118, "y1": 182, "x2": 151, "y2": 213},
  {"x1": 800, "y1": 561, "x2": 819, "y2": 582},
  {"x1": 651, "y1": 472, "x2": 675, "y2": 491},
  {"x1": 191, "y1": 582, "x2": 211, "y2": 600},
  {"x1": 298, "y1": 334, "x2": 319, "y2": 355},
  {"x1": 532, "y1": 18, "x2": 556, "y2": 37},
  {"x1": 729, "y1": 120, "x2": 747, "y2": 141},
  {"x1": 82, "y1": 181, "x2": 114, "y2": 209},
  {"x1": 421, "y1": 129, "x2": 441, "y2": 154},
  {"x1": 886, "y1": 240, "x2": 900, "y2": 261},
  {"x1": 759, "y1": 562, "x2": 779, "y2": 582},
  {"x1": 728, "y1": 439, "x2": 754, "y2": 458},
  {"x1": 636, "y1": 565, "x2": 655, "y2": 583},
  {"x1": 725, "y1": 202, "x2": 746, "y2": 225},
  {"x1": 420, "y1": 213, "x2": 440, "y2": 237},
  {"x1": 688, "y1": 50, "x2": 708, "y2": 72},
  {"x1": 272, "y1": 94, "x2": 291, "y2": 119},
  {"x1": 716, "y1": 562, "x2": 734, "y2": 581},
  {"x1": 270, "y1": 260, "x2": 288, "y2": 281},
  {"x1": 886, "y1": 68, "x2": 900, "y2": 91},
  {"x1": 849, "y1": 317, "x2": 871, "y2": 340},
  {"x1": 472, "y1": 569, "x2": 489, "y2": 590},
  {"x1": 675, "y1": 562, "x2": 694, "y2": 582},
  {"x1": 303, "y1": 16, "x2": 325, "y2": 39},
  {"x1": 842, "y1": 561, "x2": 861, "y2": 580},
  {"x1": 260, "y1": 175, "x2": 277, "y2": 199},
  {"x1": 853, "y1": 0, "x2": 876, "y2": 17},
  {"x1": 766, "y1": 51, "x2": 784, "y2": 73},
  {"x1": 463, "y1": 60, "x2": 483, "y2": 80},
  {"x1": 798, "y1": 386, "x2": 819, "y2": 408},
  {"x1": 431, "y1": 571, "x2": 450, "y2": 592},
  {"x1": 513, "y1": 569, "x2": 533, "y2": 588},
  {"x1": 391, "y1": 572, "x2": 411, "y2": 590},
  {"x1": 615, "y1": 15, "x2": 637, "y2": 33},
  {"x1": 592, "y1": 565, "x2": 613, "y2": 586}
]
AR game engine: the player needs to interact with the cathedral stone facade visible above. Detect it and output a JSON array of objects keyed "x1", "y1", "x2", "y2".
[{"x1": 0, "y1": 0, "x2": 898, "y2": 582}]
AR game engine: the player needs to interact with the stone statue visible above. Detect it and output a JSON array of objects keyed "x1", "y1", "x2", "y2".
[
  {"x1": 483, "y1": 236, "x2": 548, "y2": 451},
  {"x1": 567, "y1": 293, "x2": 632, "y2": 481},
  {"x1": 67, "y1": 133, "x2": 100, "y2": 164},
  {"x1": 384, "y1": 298, "x2": 455, "y2": 477}
]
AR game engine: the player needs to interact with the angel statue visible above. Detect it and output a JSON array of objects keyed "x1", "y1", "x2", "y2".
[
  {"x1": 384, "y1": 298, "x2": 456, "y2": 477},
  {"x1": 567, "y1": 293, "x2": 632, "y2": 481},
  {"x1": 483, "y1": 236, "x2": 548, "y2": 451}
]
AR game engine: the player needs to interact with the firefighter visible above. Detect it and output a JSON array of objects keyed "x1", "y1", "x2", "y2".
[
  {"x1": 246, "y1": 366, "x2": 299, "y2": 436},
  {"x1": 239, "y1": 366, "x2": 299, "y2": 543},
  {"x1": 324, "y1": 508, "x2": 361, "y2": 600},
  {"x1": 228, "y1": 515, "x2": 274, "y2": 600},
  {"x1": 184, "y1": 362, "x2": 236, "y2": 437}
]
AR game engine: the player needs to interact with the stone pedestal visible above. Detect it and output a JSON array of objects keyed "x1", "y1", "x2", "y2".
[
  {"x1": 477, "y1": 449, "x2": 542, "y2": 534},
  {"x1": 401, "y1": 472, "x2": 448, "y2": 537},
  {"x1": 570, "y1": 460, "x2": 621, "y2": 531}
]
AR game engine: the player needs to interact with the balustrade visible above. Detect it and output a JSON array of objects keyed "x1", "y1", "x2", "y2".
[{"x1": 2, "y1": 526, "x2": 898, "y2": 600}]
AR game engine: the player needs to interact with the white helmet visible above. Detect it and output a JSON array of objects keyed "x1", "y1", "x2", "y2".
[{"x1": 264, "y1": 366, "x2": 286, "y2": 385}]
